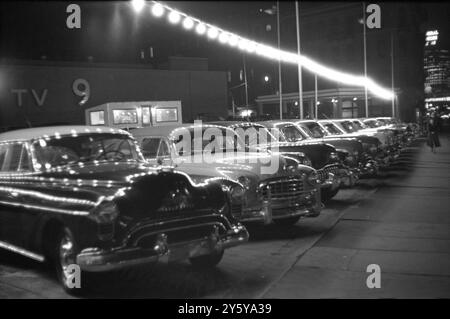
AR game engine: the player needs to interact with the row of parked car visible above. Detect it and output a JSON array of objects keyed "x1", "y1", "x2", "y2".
[{"x1": 0, "y1": 116, "x2": 419, "y2": 294}]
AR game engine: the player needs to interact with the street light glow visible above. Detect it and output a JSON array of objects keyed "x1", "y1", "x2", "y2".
[
  {"x1": 182, "y1": 17, "x2": 194, "y2": 29},
  {"x1": 148, "y1": 0, "x2": 394, "y2": 100},
  {"x1": 151, "y1": 3, "x2": 164, "y2": 17},
  {"x1": 132, "y1": 0, "x2": 145, "y2": 13},
  {"x1": 218, "y1": 32, "x2": 230, "y2": 44},
  {"x1": 168, "y1": 10, "x2": 181, "y2": 24},
  {"x1": 196, "y1": 23, "x2": 206, "y2": 35},
  {"x1": 207, "y1": 26, "x2": 219, "y2": 39},
  {"x1": 228, "y1": 34, "x2": 239, "y2": 47}
]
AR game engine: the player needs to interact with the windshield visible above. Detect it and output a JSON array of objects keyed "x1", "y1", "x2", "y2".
[
  {"x1": 339, "y1": 121, "x2": 358, "y2": 133},
  {"x1": 173, "y1": 127, "x2": 246, "y2": 155},
  {"x1": 278, "y1": 124, "x2": 307, "y2": 142},
  {"x1": 321, "y1": 123, "x2": 343, "y2": 135},
  {"x1": 352, "y1": 121, "x2": 365, "y2": 130},
  {"x1": 364, "y1": 120, "x2": 380, "y2": 128},
  {"x1": 301, "y1": 122, "x2": 325, "y2": 138},
  {"x1": 233, "y1": 125, "x2": 278, "y2": 146},
  {"x1": 32, "y1": 133, "x2": 143, "y2": 169}
]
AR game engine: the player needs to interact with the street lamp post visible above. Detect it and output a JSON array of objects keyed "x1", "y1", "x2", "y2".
[
  {"x1": 314, "y1": 74, "x2": 318, "y2": 119},
  {"x1": 391, "y1": 32, "x2": 396, "y2": 118},
  {"x1": 243, "y1": 54, "x2": 249, "y2": 107},
  {"x1": 295, "y1": 1, "x2": 303, "y2": 119},
  {"x1": 276, "y1": 1, "x2": 283, "y2": 119},
  {"x1": 363, "y1": 2, "x2": 369, "y2": 118}
]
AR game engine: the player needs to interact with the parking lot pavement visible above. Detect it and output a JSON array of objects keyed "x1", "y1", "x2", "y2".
[
  {"x1": 262, "y1": 136, "x2": 450, "y2": 298},
  {"x1": 1, "y1": 136, "x2": 448, "y2": 299}
]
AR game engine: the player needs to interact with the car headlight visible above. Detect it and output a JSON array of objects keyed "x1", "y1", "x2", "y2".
[
  {"x1": 301, "y1": 156, "x2": 312, "y2": 167},
  {"x1": 157, "y1": 187, "x2": 192, "y2": 212},
  {"x1": 92, "y1": 201, "x2": 119, "y2": 241},
  {"x1": 329, "y1": 152, "x2": 339, "y2": 160},
  {"x1": 287, "y1": 164, "x2": 299, "y2": 174},
  {"x1": 307, "y1": 171, "x2": 319, "y2": 185},
  {"x1": 230, "y1": 184, "x2": 245, "y2": 200},
  {"x1": 93, "y1": 201, "x2": 119, "y2": 224},
  {"x1": 238, "y1": 176, "x2": 251, "y2": 190}
]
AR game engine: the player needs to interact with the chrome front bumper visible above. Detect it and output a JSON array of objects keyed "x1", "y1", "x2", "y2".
[
  {"x1": 337, "y1": 168, "x2": 358, "y2": 188},
  {"x1": 319, "y1": 172, "x2": 341, "y2": 191},
  {"x1": 76, "y1": 224, "x2": 249, "y2": 272},
  {"x1": 239, "y1": 188, "x2": 322, "y2": 224},
  {"x1": 358, "y1": 159, "x2": 379, "y2": 177}
]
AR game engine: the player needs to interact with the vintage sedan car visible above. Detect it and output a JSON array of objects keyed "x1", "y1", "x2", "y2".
[
  {"x1": 131, "y1": 124, "x2": 323, "y2": 226},
  {"x1": 252, "y1": 120, "x2": 346, "y2": 201},
  {"x1": 295, "y1": 120, "x2": 379, "y2": 177},
  {"x1": 367, "y1": 117, "x2": 412, "y2": 147},
  {"x1": 0, "y1": 126, "x2": 248, "y2": 294},
  {"x1": 318, "y1": 119, "x2": 395, "y2": 168}
]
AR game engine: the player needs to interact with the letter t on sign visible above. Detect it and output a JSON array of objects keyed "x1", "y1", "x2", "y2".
[{"x1": 11, "y1": 89, "x2": 27, "y2": 107}]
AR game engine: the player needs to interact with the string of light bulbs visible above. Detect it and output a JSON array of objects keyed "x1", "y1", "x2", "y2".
[{"x1": 138, "y1": 0, "x2": 394, "y2": 100}]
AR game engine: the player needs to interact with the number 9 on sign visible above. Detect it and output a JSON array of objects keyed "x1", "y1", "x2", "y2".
[{"x1": 73, "y1": 79, "x2": 90, "y2": 106}]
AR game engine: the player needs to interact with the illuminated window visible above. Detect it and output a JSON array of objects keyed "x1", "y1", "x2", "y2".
[
  {"x1": 155, "y1": 108, "x2": 178, "y2": 123},
  {"x1": 90, "y1": 111, "x2": 105, "y2": 126},
  {"x1": 112, "y1": 109, "x2": 138, "y2": 125},
  {"x1": 142, "y1": 106, "x2": 151, "y2": 125}
]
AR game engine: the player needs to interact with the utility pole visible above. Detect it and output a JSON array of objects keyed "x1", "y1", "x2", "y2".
[
  {"x1": 277, "y1": 1, "x2": 283, "y2": 119},
  {"x1": 295, "y1": 1, "x2": 303, "y2": 119},
  {"x1": 391, "y1": 32, "x2": 395, "y2": 118},
  {"x1": 243, "y1": 54, "x2": 249, "y2": 108},
  {"x1": 363, "y1": 2, "x2": 369, "y2": 118},
  {"x1": 314, "y1": 74, "x2": 318, "y2": 119}
]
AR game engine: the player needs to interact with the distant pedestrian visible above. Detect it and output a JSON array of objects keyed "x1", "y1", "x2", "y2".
[{"x1": 426, "y1": 113, "x2": 441, "y2": 153}]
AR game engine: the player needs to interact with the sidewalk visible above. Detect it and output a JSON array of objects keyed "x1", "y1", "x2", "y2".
[{"x1": 262, "y1": 134, "x2": 450, "y2": 298}]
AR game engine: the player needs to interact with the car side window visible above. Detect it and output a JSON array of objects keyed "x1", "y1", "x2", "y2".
[
  {"x1": 157, "y1": 139, "x2": 171, "y2": 158},
  {"x1": 0, "y1": 143, "x2": 31, "y2": 172},
  {"x1": 141, "y1": 138, "x2": 161, "y2": 158}
]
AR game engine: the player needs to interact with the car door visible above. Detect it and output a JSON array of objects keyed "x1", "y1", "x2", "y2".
[{"x1": 0, "y1": 141, "x2": 34, "y2": 248}]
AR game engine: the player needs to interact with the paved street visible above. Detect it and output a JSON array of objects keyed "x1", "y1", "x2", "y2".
[{"x1": 0, "y1": 135, "x2": 449, "y2": 298}]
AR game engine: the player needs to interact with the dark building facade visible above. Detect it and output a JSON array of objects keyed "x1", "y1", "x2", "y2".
[{"x1": 0, "y1": 60, "x2": 228, "y2": 130}]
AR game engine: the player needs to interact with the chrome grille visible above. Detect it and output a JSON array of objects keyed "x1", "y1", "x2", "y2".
[
  {"x1": 231, "y1": 203, "x2": 243, "y2": 217},
  {"x1": 317, "y1": 165, "x2": 339, "y2": 183},
  {"x1": 261, "y1": 178, "x2": 305, "y2": 201}
]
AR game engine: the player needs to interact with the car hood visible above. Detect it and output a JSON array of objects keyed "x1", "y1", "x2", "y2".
[
  {"x1": 314, "y1": 137, "x2": 363, "y2": 154},
  {"x1": 174, "y1": 151, "x2": 306, "y2": 181},
  {"x1": 34, "y1": 161, "x2": 225, "y2": 220},
  {"x1": 258, "y1": 141, "x2": 336, "y2": 169}
]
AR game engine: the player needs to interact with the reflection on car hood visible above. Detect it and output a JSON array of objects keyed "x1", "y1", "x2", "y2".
[
  {"x1": 174, "y1": 151, "x2": 302, "y2": 181},
  {"x1": 256, "y1": 141, "x2": 335, "y2": 169},
  {"x1": 38, "y1": 161, "x2": 160, "y2": 186}
]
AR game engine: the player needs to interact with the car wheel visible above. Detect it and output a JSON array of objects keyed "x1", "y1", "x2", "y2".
[
  {"x1": 321, "y1": 188, "x2": 339, "y2": 202},
  {"x1": 53, "y1": 227, "x2": 85, "y2": 296},
  {"x1": 273, "y1": 215, "x2": 301, "y2": 227},
  {"x1": 189, "y1": 249, "x2": 224, "y2": 269}
]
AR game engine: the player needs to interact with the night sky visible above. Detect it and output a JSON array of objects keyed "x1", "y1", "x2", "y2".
[{"x1": 0, "y1": 1, "x2": 448, "y2": 68}]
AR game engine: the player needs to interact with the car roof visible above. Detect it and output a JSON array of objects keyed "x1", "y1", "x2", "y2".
[
  {"x1": 0, "y1": 125, "x2": 129, "y2": 143},
  {"x1": 131, "y1": 123, "x2": 235, "y2": 139},
  {"x1": 207, "y1": 120, "x2": 247, "y2": 127},
  {"x1": 258, "y1": 120, "x2": 298, "y2": 128},
  {"x1": 208, "y1": 121, "x2": 266, "y2": 129}
]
